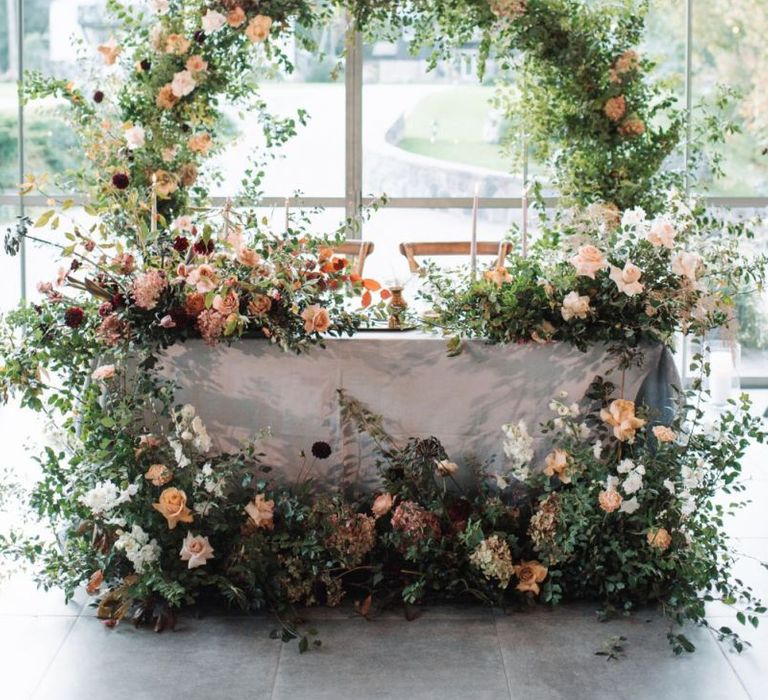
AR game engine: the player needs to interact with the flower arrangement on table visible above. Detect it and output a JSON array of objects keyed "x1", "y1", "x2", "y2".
[{"x1": 420, "y1": 196, "x2": 766, "y2": 362}]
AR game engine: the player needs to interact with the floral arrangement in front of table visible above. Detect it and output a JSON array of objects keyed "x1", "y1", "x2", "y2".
[
  {"x1": 0, "y1": 358, "x2": 763, "y2": 654},
  {"x1": 420, "y1": 196, "x2": 766, "y2": 363}
]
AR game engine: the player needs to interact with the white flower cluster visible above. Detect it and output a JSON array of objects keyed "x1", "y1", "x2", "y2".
[
  {"x1": 170, "y1": 405, "x2": 212, "y2": 467},
  {"x1": 549, "y1": 392, "x2": 590, "y2": 438},
  {"x1": 193, "y1": 462, "x2": 225, "y2": 514},
  {"x1": 114, "y1": 525, "x2": 161, "y2": 574},
  {"x1": 603, "y1": 458, "x2": 645, "y2": 515},
  {"x1": 501, "y1": 420, "x2": 534, "y2": 475},
  {"x1": 79, "y1": 481, "x2": 138, "y2": 514}
]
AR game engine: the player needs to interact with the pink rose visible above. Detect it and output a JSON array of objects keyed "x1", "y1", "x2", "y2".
[
  {"x1": 301, "y1": 305, "x2": 331, "y2": 334},
  {"x1": 647, "y1": 218, "x2": 676, "y2": 249},
  {"x1": 372, "y1": 492, "x2": 394, "y2": 518},
  {"x1": 179, "y1": 533, "x2": 214, "y2": 569},
  {"x1": 609, "y1": 261, "x2": 644, "y2": 296}
]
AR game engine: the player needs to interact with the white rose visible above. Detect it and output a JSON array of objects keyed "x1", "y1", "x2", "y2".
[
  {"x1": 619, "y1": 496, "x2": 640, "y2": 514},
  {"x1": 124, "y1": 125, "x2": 146, "y2": 150},
  {"x1": 171, "y1": 69, "x2": 196, "y2": 98},
  {"x1": 647, "y1": 218, "x2": 677, "y2": 249},
  {"x1": 202, "y1": 9, "x2": 227, "y2": 34}
]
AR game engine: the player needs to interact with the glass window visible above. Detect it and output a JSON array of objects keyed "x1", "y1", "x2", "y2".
[{"x1": 691, "y1": 0, "x2": 768, "y2": 196}]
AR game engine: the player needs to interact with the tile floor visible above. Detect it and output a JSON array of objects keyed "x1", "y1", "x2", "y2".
[{"x1": 1, "y1": 396, "x2": 766, "y2": 700}]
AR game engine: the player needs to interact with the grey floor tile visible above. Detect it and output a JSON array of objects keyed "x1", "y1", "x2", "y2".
[
  {"x1": 719, "y1": 478, "x2": 768, "y2": 539},
  {"x1": 31, "y1": 615, "x2": 281, "y2": 700},
  {"x1": 271, "y1": 617, "x2": 510, "y2": 700},
  {"x1": 494, "y1": 607, "x2": 749, "y2": 700},
  {"x1": 0, "y1": 616, "x2": 77, "y2": 700},
  {"x1": 715, "y1": 618, "x2": 768, "y2": 699}
]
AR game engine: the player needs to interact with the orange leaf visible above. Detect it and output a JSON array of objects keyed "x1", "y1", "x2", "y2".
[
  {"x1": 361, "y1": 290, "x2": 372, "y2": 308},
  {"x1": 363, "y1": 278, "x2": 381, "y2": 291},
  {"x1": 349, "y1": 273, "x2": 362, "y2": 283},
  {"x1": 380, "y1": 289, "x2": 392, "y2": 300}
]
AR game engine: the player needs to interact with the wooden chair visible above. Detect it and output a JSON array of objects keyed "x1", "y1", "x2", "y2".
[
  {"x1": 332, "y1": 240, "x2": 375, "y2": 277},
  {"x1": 398, "y1": 241, "x2": 513, "y2": 274}
]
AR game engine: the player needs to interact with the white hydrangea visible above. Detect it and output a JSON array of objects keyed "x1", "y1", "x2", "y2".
[
  {"x1": 663, "y1": 479, "x2": 676, "y2": 495},
  {"x1": 80, "y1": 481, "x2": 138, "y2": 514},
  {"x1": 605, "y1": 475, "x2": 620, "y2": 491},
  {"x1": 169, "y1": 438, "x2": 191, "y2": 469},
  {"x1": 617, "y1": 458, "x2": 635, "y2": 474},
  {"x1": 592, "y1": 440, "x2": 603, "y2": 459},
  {"x1": 622, "y1": 470, "x2": 644, "y2": 495},
  {"x1": 114, "y1": 525, "x2": 161, "y2": 574},
  {"x1": 195, "y1": 462, "x2": 224, "y2": 498},
  {"x1": 175, "y1": 405, "x2": 212, "y2": 454}
]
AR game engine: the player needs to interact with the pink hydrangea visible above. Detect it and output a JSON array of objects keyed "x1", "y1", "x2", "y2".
[{"x1": 132, "y1": 269, "x2": 168, "y2": 310}]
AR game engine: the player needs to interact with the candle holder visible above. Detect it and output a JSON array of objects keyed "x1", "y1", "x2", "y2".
[
  {"x1": 706, "y1": 337, "x2": 741, "y2": 407},
  {"x1": 387, "y1": 286, "x2": 408, "y2": 330}
]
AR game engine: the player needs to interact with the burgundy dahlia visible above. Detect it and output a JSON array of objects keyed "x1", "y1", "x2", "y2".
[
  {"x1": 111, "y1": 172, "x2": 130, "y2": 190},
  {"x1": 98, "y1": 302, "x2": 113, "y2": 318},
  {"x1": 311, "y1": 441, "x2": 332, "y2": 460},
  {"x1": 193, "y1": 30, "x2": 205, "y2": 44},
  {"x1": 192, "y1": 239, "x2": 215, "y2": 256},
  {"x1": 111, "y1": 293, "x2": 125, "y2": 308},
  {"x1": 64, "y1": 306, "x2": 85, "y2": 328},
  {"x1": 173, "y1": 236, "x2": 189, "y2": 253},
  {"x1": 139, "y1": 59, "x2": 151, "y2": 72},
  {"x1": 93, "y1": 90, "x2": 105, "y2": 103}
]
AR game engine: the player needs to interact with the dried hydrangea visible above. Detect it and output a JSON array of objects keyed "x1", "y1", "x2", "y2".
[
  {"x1": 326, "y1": 512, "x2": 377, "y2": 566},
  {"x1": 528, "y1": 492, "x2": 561, "y2": 553},
  {"x1": 490, "y1": 0, "x2": 527, "y2": 20},
  {"x1": 391, "y1": 500, "x2": 441, "y2": 545},
  {"x1": 469, "y1": 535, "x2": 514, "y2": 589}
]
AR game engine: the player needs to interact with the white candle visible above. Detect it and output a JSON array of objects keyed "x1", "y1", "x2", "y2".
[
  {"x1": 470, "y1": 183, "x2": 479, "y2": 281},
  {"x1": 284, "y1": 197, "x2": 290, "y2": 233},
  {"x1": 521, "y1": 184, "x2": 529, "y2": 259},
  {"x1": 709, "y1": 349, "x2": 733, "y2": 406},
  {"x1": 223, "y1": 197, "x2": 231, "y2": 241},
  {"x1": 150, "y1": 173, "x2": 157, "y2": 236}
]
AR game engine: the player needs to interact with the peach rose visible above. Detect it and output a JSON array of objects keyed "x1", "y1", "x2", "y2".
[
  {"x1": 248, "y1": 294, "x2": 273, "y2": 316},
  {"x1": 571, "y1": 245, "x2": 608, "y2": 279},
  {"x1": 647, "y1": 527, "x2": 672, "y2": 551},
  {"x1": 237, "y1": 247, "x2": 260, "y2": 268},
  {"x1": 543, "y1": 448, "x2": 572, "y2": 484},
  {"x1": 671, "y1": 251, "x2": 701, "y2": 281},
  {"x1": 227, "y1": 8, "x2": 246, "y2": 27},
  {"x1": 301, "y1": 305, "x2": 331, "y2": 334},
  {"x1": 187, "y1": 264, "x2": 219, "y2": 293},
  {"x1": 609, "y1": 261, "x2": 644, "y2": 296},
  {"x1": 188, "y1": 132, "x2": 213, "y2": 155},
  {"x1": 213, "y1": 290, "x2": 239, "y2": 316},
  {"x1": 156, "y1": 84, "x2": 179, "y2": 110},
  {"x1": 372, "y1": 492, "x2": 394, "y2": 518},
  {"x1": 145, "y1": 464, "x2": 173, "y2": 487},
  {"x1": 152, "y1": 487, "x2": 193, "y2": 529},
  {"x1": 185, "y1": 292, "x2": 206, "y2": 317},
  {"x1": 165, "y1": 33, "x2": 191, "y2": 55},
  {"x1": 598, "y1": 489, "x2": 623, "y2": 513},
  {"x1": 179, "y1": 532, "x2": 214, "y2": 569},
  {"x1": 647, "y1": 219, "x2": 677, "y2": 249},
  {"x1": 652, "y1": 425, "x2": 676, "y2": 443},
  {"x1": 619, "y1": 117, "x2": 645, "y2": 137},
  {"x1": 154, "y1": 170, "x2": 178, "y2": 198},
  {"x1": 246, "y1": 15, "x2": 273, "y2": 43},
  {"x1": 483, "y1": 266, "x2": 512, "y2": 287},
  {"x1": 186, "y1": 55, "x2": 208, "y2": 73},
  {"x1": 179, "y1": 163, "x2": 198, "y2": 187},
  {"x1": 513, "y1": 560, "x2": 548, "y2": 595},
  {"x1": 245, "y1": 494, "x2": 275, "y2": 530},
  {"x1": 604, "y1": 95, "x2": 626, "y2": 122},
  {"x1": 600, "y1": 399, "x2": 646, "y2": 442}
]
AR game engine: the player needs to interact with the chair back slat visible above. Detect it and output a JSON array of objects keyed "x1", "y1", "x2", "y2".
[{"x1": 399, "y1": 241, "x2": 513, "y2": 273}]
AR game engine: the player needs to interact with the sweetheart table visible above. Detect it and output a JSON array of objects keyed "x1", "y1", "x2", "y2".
[{"x1": 161, "y1": 333, "x2": 679, "y2": 491}]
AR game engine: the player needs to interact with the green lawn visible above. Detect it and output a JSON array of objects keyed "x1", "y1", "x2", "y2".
[{"x1": 396, "y1": 86, "x2": 513, "y2": 173}]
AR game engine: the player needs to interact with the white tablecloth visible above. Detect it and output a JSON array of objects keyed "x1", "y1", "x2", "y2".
[{"x1": 161, "y1": 334, "x2": 679, "y2": 491}]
